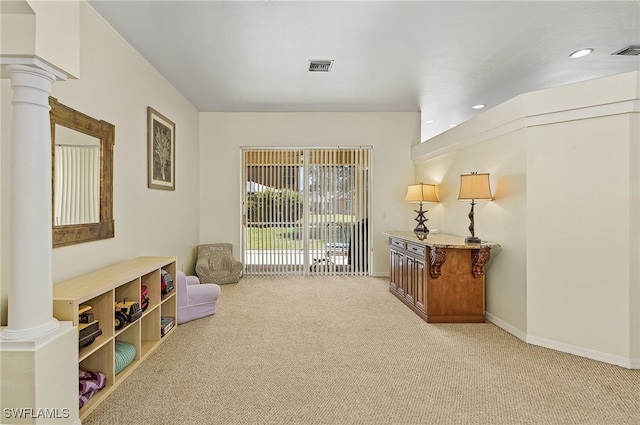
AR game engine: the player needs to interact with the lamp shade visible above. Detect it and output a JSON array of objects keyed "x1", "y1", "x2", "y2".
[
  {"x1": 405, "y1": 183, "x2": 439, "y2": 203},
  {"x1": 458, "y1": 173, "x2": 493, "y2": 200}
]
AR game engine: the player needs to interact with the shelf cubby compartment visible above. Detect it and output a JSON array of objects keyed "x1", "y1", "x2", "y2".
[
  {"x1": 83, "y1": 291, "x2": 116, "y2": 339},
  {"x1": 114, "y1": 321, "x2": 141, "y2": 384},
  {"x1": 79, "y1": 339, "x2": 114, "y2": 419},
  {"x1": 141, "y1": 307, "x2": 161, "y2": 357},
  {"x1": 115, "y1": 319, "x2": 140, "y2": 354},
  {"x1": 141, "y1": 269, "x2": 161, "y2": 311},
  {"x1": 160, "y1": 264, "x2": 178, "y2": 301},
  {"x1": 77, "y1": 290, "x2": 115, "y2": 361},
  {"x1": 115, "y1": 278, "x2": 141, "y2": 308},
  {"x1": 160, "y1": 295, "x2": 177, "y2": 338}
]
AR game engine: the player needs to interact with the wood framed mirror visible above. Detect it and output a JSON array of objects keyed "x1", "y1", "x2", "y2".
[{"x1": 49, "y1": 97, "x2": 115, "y2": 247}]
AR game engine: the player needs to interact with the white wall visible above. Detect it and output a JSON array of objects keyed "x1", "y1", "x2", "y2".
[
  {"x1": 198, "y1": 112, "x2": 421, "y2": 276},
  {"x1": 525, "y1": 73, "x2": 639, "y2": 367},
  {"x1": 1, "y1": 1, "x2": 201, "y2": 323},
  {"x1": 413, "y1": 71, "x2": 640, "y2": 368},
  {"x1": 527, "y1": 113, "x2": 636, "y2": 363}
]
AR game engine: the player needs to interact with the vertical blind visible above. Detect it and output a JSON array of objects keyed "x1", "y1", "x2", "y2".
[
  {"x1": 54, "y1": 145, "x2": 100, "y2": 225},
  {"x1": 243, "y1": 147, "x2": 371, "y2": 276}
]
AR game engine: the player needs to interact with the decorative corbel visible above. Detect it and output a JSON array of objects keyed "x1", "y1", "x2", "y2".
[
  {"x1": 429, "y1": 247, "x2": 446, "y2": 279},
  {"x1": 471, "y1": 248, "x2": 491, "y2": 278}
]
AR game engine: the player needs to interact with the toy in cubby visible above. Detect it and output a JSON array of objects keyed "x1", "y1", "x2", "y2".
[
  {"x1": 114, "y1": 298, "x2": 142, "y2": 331},
  {"x1": 161, "y1": 269, "x2": 174, "y2": 295},
  {"x1": 140, "y1": 285, "x2": 149, "y2": 311},
  {"x1": 78, "y1": 304, "x2": 103, "y2": 347},
  {"x1": 161, "y1": 316, "x2": 174, "y2": 337},
  {"x1": 114, "y1": 341, "x2": 136, "y2": 375}
]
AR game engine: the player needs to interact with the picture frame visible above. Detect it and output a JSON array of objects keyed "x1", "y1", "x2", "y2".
[{"x1": 147, "y1": 107, "x2": 175, "y2": 190}]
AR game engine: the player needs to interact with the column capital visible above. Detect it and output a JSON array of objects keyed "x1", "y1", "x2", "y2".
[
  {"x1": 7, "y1": 63, "x2": 56, "y2": 81},
  {"x1": 1, "y1": 56, "x2": 68, "y2": 81}
]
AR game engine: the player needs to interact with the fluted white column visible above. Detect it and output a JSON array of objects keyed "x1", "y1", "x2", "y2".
[{"x1": 1, "y1": 64, "x2": 60, "y2": 341}]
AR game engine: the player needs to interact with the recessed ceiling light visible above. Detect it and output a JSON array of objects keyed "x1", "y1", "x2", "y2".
[
  {"x1": 471, "y1": 104, "x2": 485, "y2": 109},
  {"x1": 425, "y1": 120, "x2": 435, "y2": 124},
  {"x1": 570, "y1": 48, "x2": 594, "y2": 58},
  {"x1": 449, "y1": 124, "x2": 458, "y2": 127}
]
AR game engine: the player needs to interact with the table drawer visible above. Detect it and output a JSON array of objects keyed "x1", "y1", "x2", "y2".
[
  {"x1": 406, "y1": 243, "x2": 426, "y2": 258},
  {"x1": 390, "y1": 237, "x2": 406, "y2": 250}
]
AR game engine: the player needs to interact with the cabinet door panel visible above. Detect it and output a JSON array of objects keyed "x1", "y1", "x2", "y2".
[
  {"x1": 405, "y1": 257, "x2": 416, "y2": 304},
  {"x1": 390, "y1": 249, "x2": 400, "y2": 293},
  {"x1": 397, "y1": 253, "x2": 406, "y2": 297},
  {"x1": 415, "y1": 260, "x2": 425, "y2": 312}
]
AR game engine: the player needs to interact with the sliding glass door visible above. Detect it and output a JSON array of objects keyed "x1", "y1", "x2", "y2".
[{"x1": 242, "y1": 148, "x2": 371, "y2": 276}]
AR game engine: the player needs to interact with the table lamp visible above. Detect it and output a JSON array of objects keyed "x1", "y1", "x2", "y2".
[
  {"x1": 458, "y1": 172, "x2": 492, "y2": 243},
  {"x1": 405, "y1": 183, "x2": 439, "y2": 240}
]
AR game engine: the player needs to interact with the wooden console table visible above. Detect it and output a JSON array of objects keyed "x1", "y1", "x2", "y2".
[{"x1": 384, "y1": 231, "x2": 499, "y2": 323}]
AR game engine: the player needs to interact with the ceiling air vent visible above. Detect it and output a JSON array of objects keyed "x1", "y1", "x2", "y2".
[
  {"x1": 612, "y1": 45, "x2": 640, "y2": 56},
  {"x1": 308, "y1": 60, "x2": 334, "y2": 72}
]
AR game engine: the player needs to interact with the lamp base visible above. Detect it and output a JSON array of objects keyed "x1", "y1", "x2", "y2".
[
  {"x1": 414, "y1": 227, "x2": 429, "y2": 241},
  {"x1": 465, "y1": 236, "x2": 482, "y2": 244}
]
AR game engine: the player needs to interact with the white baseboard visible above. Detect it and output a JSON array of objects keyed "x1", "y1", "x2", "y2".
[
  {"x1": 485, "y1": 312, "x2": 639, "y2": 370},
  {"x1": 526, "y1": 334, "x2": 638, "y2": 369},
  {"x1": 485, "y1": 312, "x2": 527, "y2": 341}
]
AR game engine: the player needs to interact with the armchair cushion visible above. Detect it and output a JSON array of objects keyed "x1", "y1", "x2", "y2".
[{"x1": 195, "y1": 243, "x2": 243, "y2": 284}]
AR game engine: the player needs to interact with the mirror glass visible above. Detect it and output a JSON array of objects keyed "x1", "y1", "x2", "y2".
[
  {"x1": 50, "y1": 97, "x2": 115, "y2": 247},
  {"x1": 54, "y1": 124, "x2": 101, "y2": 225}
]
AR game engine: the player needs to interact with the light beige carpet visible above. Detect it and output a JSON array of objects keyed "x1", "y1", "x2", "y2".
[{"x1": 84, "y1": 276, "x2": 640, "y2": 425}]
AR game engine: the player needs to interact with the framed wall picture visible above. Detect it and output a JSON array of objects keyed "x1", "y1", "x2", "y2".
[{"x1": 147, "y1": 107, "x2": 175, "y2": 190}]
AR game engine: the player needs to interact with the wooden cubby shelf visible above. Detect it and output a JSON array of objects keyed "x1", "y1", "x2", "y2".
[{"x1": 53, "y1": 256, "x2": 178, "y2": 421}]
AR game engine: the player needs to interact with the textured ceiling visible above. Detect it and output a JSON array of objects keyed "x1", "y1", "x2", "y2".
[{"x1": 89, "y1": 1, "x2": 640, "y2": 140}]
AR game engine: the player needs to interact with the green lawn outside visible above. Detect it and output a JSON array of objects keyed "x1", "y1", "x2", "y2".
[{"x1": 246, "y1": 215, "x2": 354, "y2": 250}]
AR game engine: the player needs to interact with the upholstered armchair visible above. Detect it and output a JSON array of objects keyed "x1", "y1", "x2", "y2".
[
  {"x1": 177, "y1": 272, "x2": 220, "y2": 324},
  {"x1": 195, "y1": 243, "x2": 243, "y2": 284}
]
